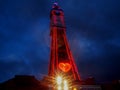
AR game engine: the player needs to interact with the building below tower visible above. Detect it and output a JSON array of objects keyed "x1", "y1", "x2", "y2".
[{"x1": 0, "y1": 75, "x2": 120, "y2": 90}]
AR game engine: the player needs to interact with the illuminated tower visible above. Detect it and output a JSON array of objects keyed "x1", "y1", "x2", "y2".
[{"x1": 48, "y1": 3, "x2": 80, "y2": 82}]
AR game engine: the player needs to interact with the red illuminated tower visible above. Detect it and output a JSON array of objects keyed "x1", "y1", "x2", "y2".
[{"x1": 48, "y1": 3, "x2": 80, "y2": 82}]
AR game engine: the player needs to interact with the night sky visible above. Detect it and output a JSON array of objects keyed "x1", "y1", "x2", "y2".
[{"x1": 0, "y1": 0, "x2": 120, "y2": 83}]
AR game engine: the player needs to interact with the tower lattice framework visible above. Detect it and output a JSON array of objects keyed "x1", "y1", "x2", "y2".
[{"x1": 48, "y1": 3, "x2": 80, "y2": 81}]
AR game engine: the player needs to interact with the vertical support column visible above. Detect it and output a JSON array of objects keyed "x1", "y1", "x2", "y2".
[{"x1": 63, "y1": 30, "x2": 80, "y2": 81}]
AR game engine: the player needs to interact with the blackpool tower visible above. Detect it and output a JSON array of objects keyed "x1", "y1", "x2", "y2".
[{"x1": 48, "y1": 3, "x2": 80, "y2": 86}]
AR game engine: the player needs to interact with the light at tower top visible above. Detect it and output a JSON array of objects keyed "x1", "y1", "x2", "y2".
[{"x1": 52, "y1": 2, "x2": 60, "y2": 9}]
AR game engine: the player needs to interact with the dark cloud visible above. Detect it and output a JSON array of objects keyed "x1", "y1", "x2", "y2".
[{"x1": 0, "y1": 0, "x2": 120, "y2": 83}]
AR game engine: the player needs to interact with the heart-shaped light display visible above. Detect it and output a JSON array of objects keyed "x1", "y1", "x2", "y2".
[{"x1": 59, "y1": 63, "x2": 71, "y2": 72}]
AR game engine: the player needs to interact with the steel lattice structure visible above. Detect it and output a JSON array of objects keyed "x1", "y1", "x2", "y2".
[{"x1": 48, "y1": 3, "x2": 80, "y2": 81}]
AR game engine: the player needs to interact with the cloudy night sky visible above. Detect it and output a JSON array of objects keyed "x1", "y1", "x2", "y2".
[{"x1": 0, "y1": 0, "x2": 120, "y2": 83}]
